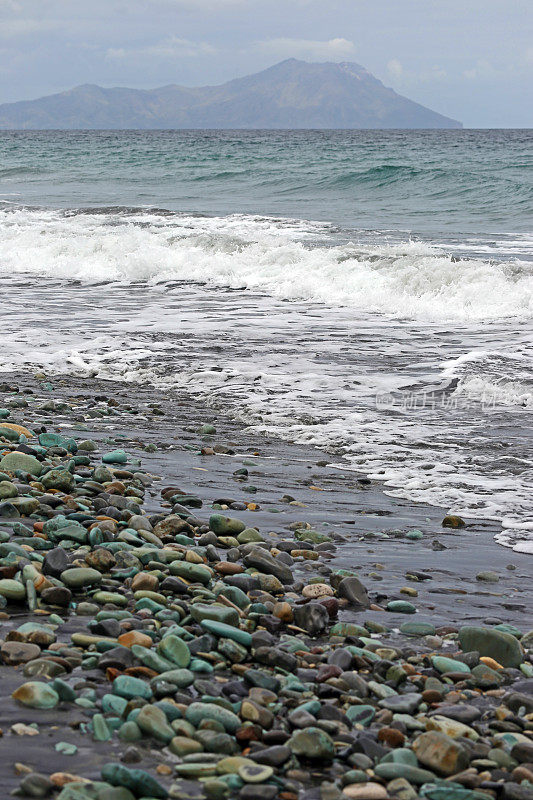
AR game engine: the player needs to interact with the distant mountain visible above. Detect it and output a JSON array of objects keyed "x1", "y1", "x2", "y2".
[{"x1": 0, "y1": 59, "x2": 462, "y2": 129}]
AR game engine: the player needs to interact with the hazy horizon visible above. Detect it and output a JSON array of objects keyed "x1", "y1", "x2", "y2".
[{"x1": 0, "y1": 0, "x2": 531, "y2": 128}]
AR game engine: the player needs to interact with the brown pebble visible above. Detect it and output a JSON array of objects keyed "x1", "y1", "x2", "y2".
[
  {"x1": 131, "y1": 572, "x2": 159, "y2": 592},
  {"x1": 377, "y1": 727, "x2": 405, "y2": 747},
  {"x1": 214, "y1": 562, "x2": 244, "y2": 576},
  {"x1": 273, "y1": 602, "x2": 293, "y2": 623},
  {"x1": 422, "y1": 689, "x2": 443, "y2": 704},
  {"x1": 319, "y1": 596, "x2": 339, "y2": 618},
  {"x1": 512, "y1": 766, "x2": 533, "y2": 783},
  {"x1": 50, "y1": 773, "x2": 89, "y2": 787}
]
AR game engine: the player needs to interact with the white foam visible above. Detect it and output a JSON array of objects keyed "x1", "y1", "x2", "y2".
[
  {"x1": 1, "y1": 206, "x2": 532, "y2": 554},
  {"x1": 0, "y1": 206, "x2": 532, "y2": 321}
]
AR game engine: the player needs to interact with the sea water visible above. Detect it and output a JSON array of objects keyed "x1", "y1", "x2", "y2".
[{"x1": 0, "y1": 129, "x2": 532, "y2": 551}]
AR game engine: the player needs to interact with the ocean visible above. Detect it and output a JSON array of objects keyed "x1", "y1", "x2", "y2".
[{"x1": 0, "y1": 129, "x2": 532, "y2": 552}]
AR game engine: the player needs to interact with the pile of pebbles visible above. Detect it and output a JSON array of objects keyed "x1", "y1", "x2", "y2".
[{"x1": 0, "y1": 389, "x2": 532, "y2": 800}]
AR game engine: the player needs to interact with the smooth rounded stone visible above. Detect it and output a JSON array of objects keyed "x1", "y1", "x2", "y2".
[
  {"x1": 12, "y1": 496, "x2": 41, "y2": 515},
  {"x1": 101, "y1": 763, "x2": 167, "y2": 799},
  {"x1": 256, "y1": 574, "x2": 283, "y2": 594},
  {"x1": 379, "y1": 693, "x2": 422, "y2": 713},
  {"x1": 427, "y1": 707, "x2": 480, "y2": 727},
  {"x1": 387, "y1": 600, "x2": 416, "y2": 614},
  {"x1": 288, "y1": 708, "x2": 316, "y2": 729},
  {"x1": 330, "y1": 622, "x2": 367, "y2": 638},
  {"x1": 168, "y1": 736, "x2": 203, "y2": 758},
  {"x1": 0, "y1": 500, "x2": 19, "y2": 517},
  {"x1": 382, "y1": 748, "x2": 418, "y2": 767},
  {"x1": 169, "y1": 561, "x2": 212, "y2": 585},
  {"x1": 41, "y1": 586, "x2": 72, "y2": 606},
  {"x1": 470, "y1": 662, "x2": 503, "y2": 688},
  {"x1": 174, "y1": 763, "x2": 218, "y2": 778},
  {"x1": 250, "y1": 745, "x2": 291, "y2": 767},
  {"x1": 337, "y1": 576, "x2": 370, "y2": 608},
  {"x1": 0, "y1": 451, "x2": 42, "y2": 476},
  {"x1": 374, "y1": 763, "x2": 437, "y2": 784},
  {"x1": 343, "y1": 784, "x2": 389, "y2": 800},
  {"x1": 23, "y1": 658, "x2": 66, "y2": 678},
  {"x1": 426, "y1": 715, "x2": 479, "y2": 741},
  {"x1": 458, "y1": 625, "x2": 524, "y2": 668},
  {"x1": 272, "y1": 601, "x2": 293, "y2": 622},
  {"x1": 155, "y1": 668, "x2": 194, "y2": 688},
  {"x1": 442, "y1": 515, "x2": 466, "y2": 528},
  {"x1": 158, "y1": 635, "x2": 191, "y2": 667},
  {"x1": 130, "y1": 643, "x2": 175, "y2": 673},
  {"x1": 413, "y1": 731, "x2": 470, "y2": 776},
  {"x1": 53, "y1": 678, "x2": 77, "y2": 702},
  {"x1": 400, "y1": 621, "x2": 436, "y2": 637},
  {"x1": 77, "y1": 439, "x2": 98, "y2": 452},
  {"x1": 17, "y1": 772, "x2": 56, "y2": 798},
  {"x1": 92, "y1": 713, "x2": 112, "y2": 742},
  {"x1": 0, "y1": 480, "x2": 18, "y2": 499},
  {"x1": 61, "y1": 567, "x2": 103, "y2": 589},
  {"x1": 302, "y1": 582, "x2": 333, "y2": 598},
  {"x1": 200, "y1": 619, "x2": 252, "y2": 647},
  {"x1": 118, "y1": 721, "x2": 143, "y2": 742},
  {"x1": 190, "y1": 603, "x2": 239, "y2": 627},
  {"x1": 102, "y1": 450, "x2": 128, "y2": 465},
  {"x1": 12, "y1": 681, "x2": 59, "y2": 709},
  {"x1": 17, "y1": 621, "x2": 56, "y2": 645},
  {"x1": 216, "y1": 585, "x2": 252, "y2": 611},
  {"x1": 243, "y1": 547, "x2": 294, "y2": 585},
  {"x1": 218, "y1": 637, "x2": 249, "y2": 663},
  {"x1": 431, "y1": 656, "x2": 471, "y2": 674},
  {"x1": 185, "y1": 702, "x2": 241, "y2": 733},
  {"x1": 511, "y1": 741, "x2": 533, "y2": 764},
  {"x1": 476, "y1": 570, "x2": 499, "y2": 582},
  {"x1": 237, "y1": 528, "x2": 265, "y2": 544},
  {"x1": 202, "y1": 780, "x2": 230, "y2": 800},
  {"x1": 209, "y1": 514, "x2": 246, "y2": 536},
  {"x1": 1, "y1": 641, "x2": 41, "y2": 665},
  {"x1": 240, "y1": 699, "x2": 274, "y2": 729},
  {"x1": 41, "y1": 468, "x2": 75, "y2": 492},
  {"x1": 136, "y1": 704, "x2": 174, "y2": 743},
  {"x1": 85, "y1": 548, "x2": 117, "y2": 572},
  {"x1": 116, "y1": 631, "x2": 152, "y2": 650},
  {"x1": 346, "y1": 705, "x2": 375, "y2": 727},
  {"x1": 224, "y1": 574, "x2": 260, "y2": 594},
  {"x1": 238, "y1": 763, "x2": 274, "y2": 783},
  {"x1": 92, "y1": 594, "x2": 127, "y2": 612},
  {"x1": 0, "y1": 578, "x2": 26, "y2": 600},
  {"x1": 288, "y1": 726, "x2": 335, "y2": 760},
  {"x1": 113, "y1": 674, "x2": 153, "y2": 700},
  {"x1": 293, "y1": 602, "x2": 329, "y2": 636}
]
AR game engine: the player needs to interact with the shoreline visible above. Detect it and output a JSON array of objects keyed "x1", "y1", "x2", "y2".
[{"x1": 0, "y1": 372, "x2": 531, "y2": 799}]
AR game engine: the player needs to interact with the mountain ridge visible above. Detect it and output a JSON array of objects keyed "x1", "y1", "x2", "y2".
[{"x1": 0, "y1": 58, "x2": 462, "y2": 129}]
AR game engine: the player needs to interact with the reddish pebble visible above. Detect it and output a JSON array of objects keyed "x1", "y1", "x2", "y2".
[{"x1": 377, "y1": 727, "x2": 406, "y2": 747}]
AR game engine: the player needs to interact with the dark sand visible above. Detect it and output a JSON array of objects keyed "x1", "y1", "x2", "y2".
[{"x1": 0, "y1": 373, "x2": 531, "y2": 794}]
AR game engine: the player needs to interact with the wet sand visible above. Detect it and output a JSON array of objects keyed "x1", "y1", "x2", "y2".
[{"x1": 0, "y1": 373, "x2": 531, "y2": 797}]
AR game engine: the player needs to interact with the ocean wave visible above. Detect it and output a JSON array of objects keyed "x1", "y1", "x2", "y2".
[
  {"x1": 443, "y1": 350, "x2": 533, "y2": 408},
  {"x1": 0, "y1": 166, "x2": 49, "y2": 178},
  {"x1": 0, "y1": 206, "x2": 532, "y2": 322}
]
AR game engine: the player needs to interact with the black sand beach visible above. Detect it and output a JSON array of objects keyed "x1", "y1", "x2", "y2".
[{"x1": 0, "y1": 373, "x2": 531, "y2": 800}]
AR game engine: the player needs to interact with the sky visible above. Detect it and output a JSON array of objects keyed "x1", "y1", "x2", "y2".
[{"x1": 0, "y1": 0, "x2": 532, "y2": 127}]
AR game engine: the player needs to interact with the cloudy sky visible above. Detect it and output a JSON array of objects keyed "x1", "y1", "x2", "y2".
[{"x1": 0, "y1": 0, "x2": 531, "y2": 127}]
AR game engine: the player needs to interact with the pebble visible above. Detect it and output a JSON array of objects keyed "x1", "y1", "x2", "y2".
[{"x1": 0, "y1": 398, "x2": 530, "y2": 800}]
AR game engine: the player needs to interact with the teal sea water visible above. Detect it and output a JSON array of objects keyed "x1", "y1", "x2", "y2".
[
  {"x1": 0, "y1": 130, "x2": 532, "y2": 550},
  {"x1": 1, "y1": 130, "x2": 532, "y2": 242}
]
